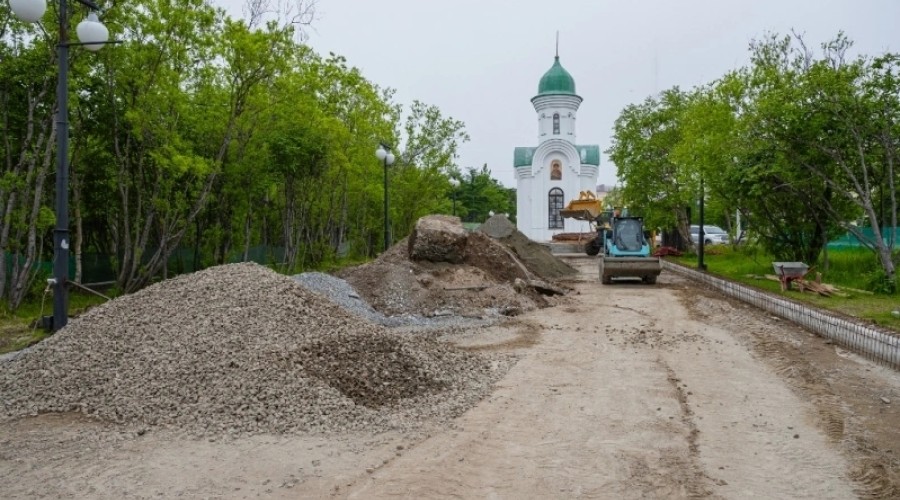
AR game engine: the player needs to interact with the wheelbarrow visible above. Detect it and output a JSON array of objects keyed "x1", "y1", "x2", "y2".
[{"x1": 772, "y1": 261, "x2": 811, "y2": 291}]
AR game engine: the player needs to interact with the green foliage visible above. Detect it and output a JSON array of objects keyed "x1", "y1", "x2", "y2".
[
  {"x1": 0, "y1": 0, "x2": 504, "y2": 310},
  {"x1": 611, "y1": 32, "x2": 898, "y2": 278},
  {"x1": 669, "y1": 247, "x2": 900, "y2": 330},
  {"x1": 455, "y1": 165, "x2": 516, "y2": 223},
  {"x1": 607, "y1": 88, "x2": 695, "y2": 233},
  {"x1": 865, "y1": 269, "x2": 897, "y2": 294}
]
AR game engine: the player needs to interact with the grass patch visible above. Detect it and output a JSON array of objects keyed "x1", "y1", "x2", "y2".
[
  {"x1": 0, "y1": 291, "x2": 109, "y2": 355},
  {"x1": 670, "y1": 245, "x2": 900, "y2": 331}
]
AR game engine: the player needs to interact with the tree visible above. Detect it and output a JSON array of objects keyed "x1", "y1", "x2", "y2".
[
  {"x1": 455, "y1": 164, "x2": 515, "y2": 223},
  {"x1": 735, "y1": 34, "x2": 874, "y2": 266},
  {"x1": 390, "y1": 101, "x2": 469, "y2": 239},
  {"x1": 607, "y1": 88, "x2": 698, "y2": 248}
]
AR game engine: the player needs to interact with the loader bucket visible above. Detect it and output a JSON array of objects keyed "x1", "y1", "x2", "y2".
[
  {"x1": 599, "y1": 256, "x2": 661, "y2": 285},
  {"x1": 560, "y1": 199, "x2": 602, "y2": 221}
]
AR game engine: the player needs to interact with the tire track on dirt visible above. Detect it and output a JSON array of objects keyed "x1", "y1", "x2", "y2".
[{"x1": 678, "y1": 285, "x2": 900, "y2": 499}]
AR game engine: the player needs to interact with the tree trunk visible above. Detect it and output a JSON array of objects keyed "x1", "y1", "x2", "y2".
[
  {"x1": 71, "y1": 147, "x2": 83, "y2": 284},
  {"x1": 9, "y1": 113, "x2": 53, "y2": 309}
]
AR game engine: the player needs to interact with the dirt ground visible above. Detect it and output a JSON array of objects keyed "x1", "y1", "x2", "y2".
[{"x1": 2, "y1": 255, "x2": 899, "y2": 499}]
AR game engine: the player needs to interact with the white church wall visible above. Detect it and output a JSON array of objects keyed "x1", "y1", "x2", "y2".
[{"x1": 515, "y1": 65, "x2": 599, "y2": 242}]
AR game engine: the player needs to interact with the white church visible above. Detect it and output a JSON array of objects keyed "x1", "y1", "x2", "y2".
[{"x1": 513, "y1": 54, "x2": 601, "y2": 242}]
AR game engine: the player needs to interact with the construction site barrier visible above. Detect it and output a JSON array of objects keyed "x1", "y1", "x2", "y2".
[{"x1": 662, "y1": 260, "x2": 900, "y2": 370}]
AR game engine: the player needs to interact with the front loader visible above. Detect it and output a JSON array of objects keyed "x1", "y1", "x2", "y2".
[{"x1": 597, "y1": 216, "x2": 661, "y2": 285}]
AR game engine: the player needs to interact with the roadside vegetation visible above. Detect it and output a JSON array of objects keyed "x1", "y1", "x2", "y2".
[
  {"x1": 670, "y1": 246, "x2": 900, "y2": 331},
  {"x1": 608, "y1": 32, "x2": 899, "y2": 294},
  {"x1": 0, "y1": 291, "x2": 108, "y2": 354},
  {"x1": 0, "y1": 1, "x2": 515, "y2": 318}
]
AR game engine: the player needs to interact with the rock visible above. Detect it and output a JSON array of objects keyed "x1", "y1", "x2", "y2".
[
  {"x1": 526, "y1": 279, "x2": 566, "y2": 296},
  {"x1": 881, "y1": 397, "x2": 891, "y2": 405},
  {"x1": 500, "y1": 306, "x2": 522, "y2": 316},
  {"x1": 478, "y1": 214, "x2": 516, "y2": 239},
  {"x1": 408, "y1": 215, "x2": 468, "y2": 263}
]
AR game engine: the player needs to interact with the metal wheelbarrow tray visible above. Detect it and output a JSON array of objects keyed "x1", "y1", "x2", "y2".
[{"x1": 772, "y1": 261, "x2": 810, "y2": 291}]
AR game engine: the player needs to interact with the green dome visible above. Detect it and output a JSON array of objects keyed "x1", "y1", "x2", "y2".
[{"x1": 537, "y1": 56, "x2": 576, "y2": 95}]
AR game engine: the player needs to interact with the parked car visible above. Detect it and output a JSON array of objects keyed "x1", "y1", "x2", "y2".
[{"x1": 690, "y1": 225, "x2": 730, "y2": 245}]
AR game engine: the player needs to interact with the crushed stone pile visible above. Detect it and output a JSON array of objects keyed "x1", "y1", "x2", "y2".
[
  {"x1": 0, "y1": 263, "x2": 508, "y2": 437},
  {"x1": 292, "y1": 272, "x2": 495, "y2": 330}
]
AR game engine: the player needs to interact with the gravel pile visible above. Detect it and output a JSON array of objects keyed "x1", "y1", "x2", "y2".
[
  {"x1": 293, "y1": 272, "x2": 495, "y2": 330},
  {"x1": 0, "y1": 263, "x2": 508, "y2": 436}
]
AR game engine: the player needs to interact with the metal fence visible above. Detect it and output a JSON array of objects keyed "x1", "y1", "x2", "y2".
[
  {"x1": 827, "y1": 226, "x2": 899, "y2": 249},
  {"x1": 663, "y1": 260, "x2": 900, "y2": 369}
]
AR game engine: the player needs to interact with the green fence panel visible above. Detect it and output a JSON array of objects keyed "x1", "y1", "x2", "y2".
[{"x1": 827, "y1": 227, "x2": 898, "y2": 249}]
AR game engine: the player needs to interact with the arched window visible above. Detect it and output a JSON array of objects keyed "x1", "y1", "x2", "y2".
[
  {"x1": 553, "y1": 113, "x2": 560, "y2": 135},
  {"x1": 548, "y1": 188, "x2": 565, "y2": 229},
  {"x1": 550, "y1": 160, "x2": 562, "y2": 180}
]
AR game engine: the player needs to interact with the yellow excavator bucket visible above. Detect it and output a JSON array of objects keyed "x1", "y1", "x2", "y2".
[{"x1": 559, "y1": 191, "x2": 602, "y2": 221}]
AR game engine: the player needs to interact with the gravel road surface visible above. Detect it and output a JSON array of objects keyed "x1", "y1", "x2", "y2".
[{"x1": 1, "y1": 256, "x2": 898, "y2": 499}]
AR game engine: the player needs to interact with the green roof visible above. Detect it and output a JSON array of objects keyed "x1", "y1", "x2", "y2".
[
  {"x1": 576, "y1": 145, "x2": 601, "y2": 166},
  {"x1": 537, "y1": 56, "x2": 576, "y2": 96},
  {"x1": 513, "y1": 145, "x2": 600, "y2": 168},
  {"x1": 513, "y1": 147, "x2": 536, "y2": 168}
]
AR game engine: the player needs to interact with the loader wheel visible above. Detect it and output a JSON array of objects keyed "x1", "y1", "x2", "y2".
[
  {"x1": 643, "y1": 275, "x2": 657, "y2": 285},
  {"x1": 601, "y1": 274, "x2": 613, "y2": 285},
  {"x1": 585, "y1": 239, "x2": 601, "y2": 256}
]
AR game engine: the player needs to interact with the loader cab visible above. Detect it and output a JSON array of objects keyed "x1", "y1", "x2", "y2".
[
  {"x1": 612, "y1": 217, "x2": 645, "y2": 252},
  {"x1": 607, "y1": 216, "x2": 650, "y2": 257}
]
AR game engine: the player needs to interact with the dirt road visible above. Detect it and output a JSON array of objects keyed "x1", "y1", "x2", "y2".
[{"x1": 2, "y1": 256, "x2": 899, "y2": 498}]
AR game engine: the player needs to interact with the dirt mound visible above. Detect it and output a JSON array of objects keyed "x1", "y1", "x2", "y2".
[
  {"x1": 496, "y1": 232, "x2": 577, "y2": 280},
  {"x1": 464, "y1": 231, "x2": 532, "y2": 283},
  {"x1": 339, "y1": 239, "x2": 547, "y2": 317},
  {"x1": 339, "y1": 214, "x2": 575, "y2": 318},
  {"x1": 0, "y1": 263, "x2": 503, "y2": 436},
  {"x1": 477, "y1": 215, "x2": 576, "y2": 280}
]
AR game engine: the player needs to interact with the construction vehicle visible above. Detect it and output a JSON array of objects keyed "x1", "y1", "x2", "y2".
[
  {"x1": 559, "y1": 191, "x2": 603, "y2": 221},
  {"x1": 558, "y1": 192, "x2": 607, "y2": 256},
  {"x1": 582, "y1": 208, "x2": 612, "y2": 257},
  {"x1": 597, "y1": 215, "x2": 661, "y2": 285}
]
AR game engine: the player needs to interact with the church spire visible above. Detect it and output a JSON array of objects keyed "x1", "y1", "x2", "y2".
[{"x1": 555, "y1": 31, "x2": 559, "y2": 58}]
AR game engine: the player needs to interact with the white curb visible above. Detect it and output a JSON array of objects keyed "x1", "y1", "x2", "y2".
[{"x1": 662, "y1": 260, "x2": 900, "y2": 369}]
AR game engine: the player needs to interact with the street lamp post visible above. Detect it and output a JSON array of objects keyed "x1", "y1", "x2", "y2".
[
  {"x1": 449, "y1": 177, "x2": 459, "y2": 216},
  {"x1": 9, "y1": 0, "x2": 111, "y2": 331},
  {"x1": 375, "y1": 144, "x2": 395, "y2": 252}
]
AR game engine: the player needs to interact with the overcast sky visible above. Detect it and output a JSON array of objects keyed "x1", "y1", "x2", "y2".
[{"x1": 217, "y1": 0, "x2": 900, "y2": 188}]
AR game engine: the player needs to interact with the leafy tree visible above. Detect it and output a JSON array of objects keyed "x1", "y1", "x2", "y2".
[
  {"x1": 455, "y1": 164, "x2": 515, "y2": 223},
  {"x1": 0, "y1": 0, "x2": 484, "y2": 310},
  {"x1": 607, "y1": 88, "x2": 698, "y2": 247},
  {"x1": 735, "y1": 34, "x2": 867, "y2": 265},
  {"x1": 391, "y1": 101, "x2": 469, "y2": 240}
]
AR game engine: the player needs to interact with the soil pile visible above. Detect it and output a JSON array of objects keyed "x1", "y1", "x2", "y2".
[
  {"x1": 478, "y1": 214, "x2": 577, "y2": 280},
  {"x1": 0, "y1": 263, "x2": 505, "y2": 436},
  {"x1": 339, "y1": 239, "x2": 546, "y2": 317},
  {"x1": 339, "y1": 215, "x2": 573, "y2": 318}
]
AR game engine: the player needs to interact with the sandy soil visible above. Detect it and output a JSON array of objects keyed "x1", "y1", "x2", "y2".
[{"x1": 2, "y1": 256, "x2": 899, "y2": 499}]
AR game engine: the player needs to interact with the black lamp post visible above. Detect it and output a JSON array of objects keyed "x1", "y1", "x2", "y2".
[
  {"x1": 9, "y1": 0, "x2": 111, "y2": 332},
  {"x1": 449, "y1": 177, "x2": 459, "y2": 216},
  {"x1": 375, "y1": 144, "x2": 395, "y2": 251}
]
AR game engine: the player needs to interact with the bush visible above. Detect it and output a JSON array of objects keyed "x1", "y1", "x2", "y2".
[{"x1": 865, "y1": 269, "x2": 897, "y2": 294}]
